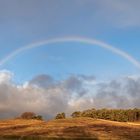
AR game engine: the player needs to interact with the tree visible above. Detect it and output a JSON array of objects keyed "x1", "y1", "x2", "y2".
[
  {"x1": 71, "y1": 111, "x2": 81, "y2": 118},
  {"x1": 20, "y1": 112, "x2": 36, "y2": 119},
  {"x1": 20, "y1": 112, "x2": 43, "y2": 120},
  {"x1": 55, "y1": 112, "x2": 65, "y2": 119}
]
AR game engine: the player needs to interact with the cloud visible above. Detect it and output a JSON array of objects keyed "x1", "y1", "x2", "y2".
[
  {"x1": 29, "y1": 74, "x2": 54, "y2": 88},
  {"x1": 83, "y1": 0, "x2": 140, "y2": 28},
  {"x1": 0, "y1": 70, "x2": 13, "y2": 84},
  {"x1": 93, "y1": 76, "x2": 140, "y2": 108},
  {"x1": 78, "y1": 74, "x2": 95, "y2": 81},
  {"x1": 75, "y1": 0, "x2": 140, "y2": 28},
  {"x1": 0, "y1": 0, "x2": 139, "y2": 41},
  {"x1": 62, "y1": 75, "x2": 82, "y2": 92},
  {"x1": 0, "y1": 70, "x2": 140, "y2": 119}
]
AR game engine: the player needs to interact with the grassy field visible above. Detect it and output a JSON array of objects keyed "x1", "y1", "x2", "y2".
[{"x1": 0, "y1": 117, "x2": 139, "y2": 140}]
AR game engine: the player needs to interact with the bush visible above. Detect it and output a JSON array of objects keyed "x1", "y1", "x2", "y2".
[
  {"x1": 55, "y1": 112, "x2": 65, "y2": 119},
  {"x1": 32, "y1": 115, "x2": 43, "y2": 120}
]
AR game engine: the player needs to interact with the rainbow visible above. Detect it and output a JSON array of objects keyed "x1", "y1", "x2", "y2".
[{"x1": 0, "y1": 36, "x2": 140, "y2": 69}]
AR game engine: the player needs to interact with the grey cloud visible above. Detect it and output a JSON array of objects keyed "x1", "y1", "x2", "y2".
[
  {"x1": 0, "y1": 0, "x2": 139, "y2": 40},
  {"x1": 62, "y1": 75, "x2": 89, "y2": 97},
  {"x1": 62, "y1": 75, "x2": 82, "y2": 91},
  {"x1": 0, "y1": 0, "x2": 139, "y2": 52},
  {"x1": 93, "y1": 77, "x2": 140, "y2": 108},
  {"x1": 29, "y1": 74, "x2": 54, "y2": 88},
  {"x1": 76, "y1": 0, "x2": 140, "y2": 28},
  {"x1": 95, "y1": 0, "x2": 140, "y2": 27},
  {"x1": 124, "y1": 77, "x2": 140, "y2": 96}
]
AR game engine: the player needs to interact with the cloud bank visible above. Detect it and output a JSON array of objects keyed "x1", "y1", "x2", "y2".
[{"x1": 0, "y1": 70, "x2": 140, "y2": 119}]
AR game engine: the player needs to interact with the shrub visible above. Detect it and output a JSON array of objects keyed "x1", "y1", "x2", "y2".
[{"x1": 32, "y1": 115, "x2": 43, "y2": 120}]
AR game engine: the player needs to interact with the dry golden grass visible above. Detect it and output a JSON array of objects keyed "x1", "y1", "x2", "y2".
[{"x1": 0, "y1": 117, "x2": 139, "y2": 140}]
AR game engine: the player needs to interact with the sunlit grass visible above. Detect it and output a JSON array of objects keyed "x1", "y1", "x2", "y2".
[{"x1": 0, "y1": 118, "x2": 139, "y2": 140}]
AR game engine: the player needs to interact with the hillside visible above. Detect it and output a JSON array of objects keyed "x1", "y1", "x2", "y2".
[{"x1": 0, "y1": 118, "x2": 140, "y2": 140}]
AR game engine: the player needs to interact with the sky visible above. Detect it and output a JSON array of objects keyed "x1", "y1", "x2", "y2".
[{"x1": 0, "y1": 0, "x2": 140, "y2": 119}]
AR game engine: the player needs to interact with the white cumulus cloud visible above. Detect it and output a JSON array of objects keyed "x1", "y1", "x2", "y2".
[{"x1": 0, "y1": 70, "x2": 140, "y2": 119}]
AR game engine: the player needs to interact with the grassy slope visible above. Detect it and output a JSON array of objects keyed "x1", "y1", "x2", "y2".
[{"x1": 0, "y1": 117, "x2": 139, "y2": 140}]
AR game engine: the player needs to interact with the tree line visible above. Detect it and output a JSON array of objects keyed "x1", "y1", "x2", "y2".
[
  {"x1": 71, "y1": 108, "x2": 140, "y2": 122},
  {"x1": 17, "y1": 108, "x2": 140, "y2": 122}
]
